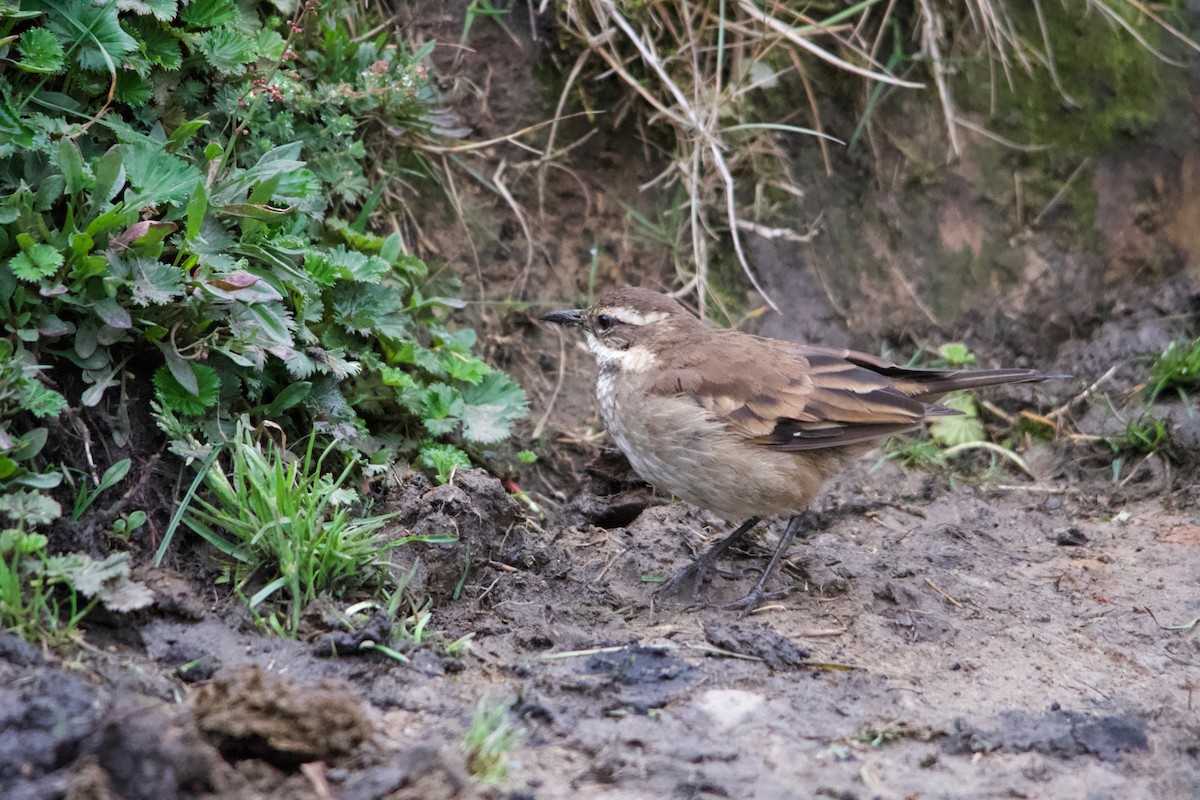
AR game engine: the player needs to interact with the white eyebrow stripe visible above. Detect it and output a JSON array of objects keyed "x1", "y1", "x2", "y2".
[{"x1": 605, "y1": 308, "x2": 669, "y2": 326}]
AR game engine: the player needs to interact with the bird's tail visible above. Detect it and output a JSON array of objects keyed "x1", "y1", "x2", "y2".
[{"x1": 885, "y1": 367, "x2": 1068, "y2": 401}]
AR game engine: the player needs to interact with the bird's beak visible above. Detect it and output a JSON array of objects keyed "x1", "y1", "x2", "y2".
[{"x1": 540, "y1": 308, "x2": 584, "y2": 327}]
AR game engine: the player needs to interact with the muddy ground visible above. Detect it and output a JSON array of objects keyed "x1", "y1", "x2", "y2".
[{"x1": 4, "y1": 4, "x2": 1200, "y2": 800}]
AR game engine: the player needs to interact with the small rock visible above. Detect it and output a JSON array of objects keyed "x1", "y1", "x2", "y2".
[
  {"x1": 694, "y1": 689, "x2": 766, "y2": 730},
  {"x1": 1055, "y1": 528, "x2": 1089, "y2": 547}
]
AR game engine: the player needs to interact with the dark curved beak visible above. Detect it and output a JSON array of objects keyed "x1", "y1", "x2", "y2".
[{"x1": 540, "y1": 308, "x2": 584, "y2": 327}]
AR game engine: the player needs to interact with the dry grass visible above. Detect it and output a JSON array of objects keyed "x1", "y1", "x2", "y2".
[{"x1": 546, "y1": 0, "x2": 1199, "y2": 314}]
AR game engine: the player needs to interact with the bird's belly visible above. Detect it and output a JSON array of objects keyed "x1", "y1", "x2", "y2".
[{"x1": 598, "y1": 382, "x2": 833, "y2": 520}]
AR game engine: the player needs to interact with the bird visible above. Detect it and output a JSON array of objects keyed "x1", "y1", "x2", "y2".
[{"x1": 541, "y1": 286, "x2": 1063, "y2": 614}]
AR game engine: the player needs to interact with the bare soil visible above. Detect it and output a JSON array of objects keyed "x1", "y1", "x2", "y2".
[{"x1": 4, "y1": 5, "x2": 1200, "y2": 800}]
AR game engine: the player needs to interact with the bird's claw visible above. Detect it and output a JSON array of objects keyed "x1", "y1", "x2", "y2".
[
  {"x1": 653, "y1": 559, "x2": 715, "y2": 606},
  {"x1": 721, "y1": 586, "x2": 793, "y2": 618}
]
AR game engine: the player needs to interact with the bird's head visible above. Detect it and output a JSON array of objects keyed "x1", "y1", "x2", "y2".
[{"x1": 540, "y1": 287, "x2": 701, "y2": 373}]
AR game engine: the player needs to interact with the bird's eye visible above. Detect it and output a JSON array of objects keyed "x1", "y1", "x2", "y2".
[{"x1": 596, "y1": 314, "x2": 616, "y2": 332}]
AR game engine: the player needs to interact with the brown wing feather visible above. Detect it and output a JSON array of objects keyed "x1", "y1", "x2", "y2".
[{"x1": 649, "y1": 333, "x2": 943, "y2": 451}]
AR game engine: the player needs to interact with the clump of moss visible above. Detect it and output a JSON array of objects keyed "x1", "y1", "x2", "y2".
[{"x1": 956, "y1": 3, "x2": 1187, "y2": 157}]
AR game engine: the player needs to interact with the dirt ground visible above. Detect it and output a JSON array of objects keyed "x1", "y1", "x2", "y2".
[{"x1": 4, "y1": 4, "x2": 1200, "y2": 800}]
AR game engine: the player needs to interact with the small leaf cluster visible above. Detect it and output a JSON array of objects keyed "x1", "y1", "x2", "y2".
[
  {"x1": 0, "y1": 0, "x2": 525, "y2": 476},
  {"x1": 1146, "y1": 336, "x2": 1200, "y2": 403},
  {"x1": 0, "y1": 489, "x2": 151, "y2": 643}
]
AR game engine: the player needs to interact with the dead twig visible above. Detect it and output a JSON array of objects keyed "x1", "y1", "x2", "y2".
[
  {"x1": 924, "y1": 577, "x2": 964, "y2": 608},
  {"x1": 1047, "y1": 365, "x2": 1116, "y2": 420},
  {"x1": 1032, "y1": 158, "x2": 1092, "y2": 228},
  {"x1": 531, "y1": 328, "x2": 568, "y2": 441}
]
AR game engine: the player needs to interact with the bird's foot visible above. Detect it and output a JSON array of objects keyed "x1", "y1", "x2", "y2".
[
  {"x1": 653, "y1": 555, "x2": 722, "y2": 608},
  {"x1": 652, "y1": 517, "x2": 762, "y2": 610},
  {"x1": 721, "y1": 583, "x2": 793, "y2": 618}
]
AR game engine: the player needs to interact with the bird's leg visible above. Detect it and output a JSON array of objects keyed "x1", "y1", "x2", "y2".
[
  {"x1": 654, "y1": 517, "x2": 761, "y2": 605},
  {"x1": 723, "y1": 513, "x2": 807, "y2": 617}
]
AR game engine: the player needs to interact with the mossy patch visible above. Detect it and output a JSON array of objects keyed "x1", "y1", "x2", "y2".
[{"x1": 955, "y1": 2, "x2": 1188, "y2": 158}]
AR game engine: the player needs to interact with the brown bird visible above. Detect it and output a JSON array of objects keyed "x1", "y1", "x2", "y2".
[{"x1": 542, "y1": 287, "x2": 1060, "y2": 613}]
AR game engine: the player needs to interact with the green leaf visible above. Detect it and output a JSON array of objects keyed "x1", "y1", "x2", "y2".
[
  {"x1": 116, "y1": 0, "x2": 177, "y2": 22},
  {"x1": 125, "y1": 257, "x2": 185, "y2": 305},
  {"x1": 331, "y1": 283, "x2": 409, "y2": 340},
  {"x1": 16, "y1": 27, "x2": 66, "y2": 74},
  {"x1": 213, "y1": 142, "x2": 305, "y2": 203},
  {"x1": 90, "y1": 145, "x2": 126, "y2": 207},
  {"x1": 178, "y1": 0, "x2": 239, "y2": 27},
  {"x1": 92, "y1": 296, "x2": 132, "y2": 329},
  {"x1": 97, "y1": 459, "x2": 132, "y2": 495},
  {"x1": 10, "y1": 427, "x2": 48, "y2": 461},
  {"x1": 441, "y1": 351, "x2": 490, "y2": 384},
  {"x1": 9, "y1": 244, "x2": 63, "y2": 282},
  {"x1": 57, "y1": 138, "x2": 87, "y2": 194},
  {"x1": 38, "y1": 0, "x2": 139, "y2": 72},
  {"x1": 245, "y1": 303, "x2": 295, "y2": 347},
  {"x1": 153, "y1": 363, "x2": 220, "y2": 414},
  {"x1": 264, "y1": 381, "x2": 312, "y2": 416},
  {"x1": 0, "y1": 489, "x2": 62, "y2": 526},
  {"x1": 418, "y1": 442, "x2": 472, "y2": 484},
  {"x1": 10, "y1": 472, "x2": 64, "y2": 490},
  {"x1": 43, "y1": 552, "x2": 154, "y2": 611},
  {"x1": 132, "y1": 19, "x2": 182, "y2": 70},
  {"x1": 461, "y1": 372, "x2": 527, "y2": 444},
  {"x1": 185, "y1": 183, "x2": 207, "y2": 238},
  {"x1": 114, "y1": 72, "x2": 152, "y2": 106},
  {"x1": 929, "y1": 393, "x2": 985, "y2": 447},
  {"x1": 21, "y1": 383, "x2": 67, "y2": 419},
  {"x1": 380, "y1": 232, "x2": 403, "y2": 264},
  {"x1": 194, "y1": 26, "x2": 256, "y2": 75},
  {"x1": 309, "y1": 246, "x2": 391, "y2": 283},
  {"x1": 394, "y1": 342, "x2": 445, "y2": 377},
  {"x1": 421, "y1": 384, "x2": 464, "y2": 436},
  {"x1": 936, "y1": 343, "x2": 976, "y2": 367},
  {"x1": 75, "y1": 323, "x2": 99, "y2": 359},
  {"x1": 81, "y1": 362, "x2": 122, "y2": 407},
  {"x1": 155, "y1": 341, "x2": 198, "y2": 395},
  {"x1": 167, "y1": 119, "x2": 208, "y2": 151},
  {"x1": 124, "y1": 142, "x2": 203, "y2": 205}
]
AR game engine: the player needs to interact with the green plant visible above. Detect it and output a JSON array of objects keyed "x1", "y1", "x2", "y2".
[
  {"x1": 462, "y1": 696, "x2": 518, "y2": 783},
  {"x1": 1122, "y1": 414, "x2": 1168, "y2": 454},
  {"x1": 928, "y1": 393, "x2": 986, "y2": 447},
  {"x1": 0, "y1": 492, "x2": 151, "y2": 642},
  {"x1": 878, "y1": 344, "x2": 1037, "y2": 476},
  {"x1": 183, "y1": 421, "x2": 402, "y2": 636},
  {"x1": 881, "y1": 435, "x2": 947, "y2": 470},
  {"x1": 70, "y1": 458, "x2": 131, "y2": 520},
  {"x1": 0, "y1": 0, "x2": 526, "y2": 509},
  {"x1": 110, "y1": 509, "x2": 147, "y2": 542},
  {"x1": 0, "y1": 499, "x2": 72, "y2": 641},
  {"x1": 854, "y1": 721, "x2": 909, "y2": 748},
  {"x1": 934, "y1": 343, "x2": 976, "y2": 368},
  {"x1": 0, "y1": 339, "x2": 65, "y2": 496},
  {"x1": 419, "y1": 440, "x2": 473, "y2": 484},
  {"x1": 1146, "y1": 336, "x2": 1200, "y2": 403}
]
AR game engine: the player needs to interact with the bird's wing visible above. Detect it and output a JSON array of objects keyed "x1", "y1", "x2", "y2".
[{"x1": 649, "y1": 337, "x2": 947, "y2": 451}]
